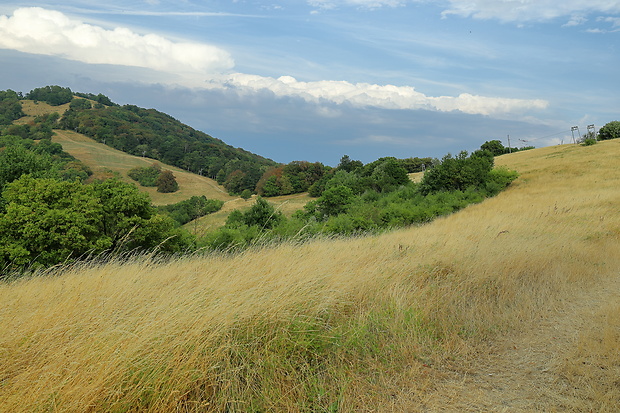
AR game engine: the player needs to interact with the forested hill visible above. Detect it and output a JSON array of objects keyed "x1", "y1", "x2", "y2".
[{"x1": 12, "y1": 86, "x2": 278, "y2": 194}]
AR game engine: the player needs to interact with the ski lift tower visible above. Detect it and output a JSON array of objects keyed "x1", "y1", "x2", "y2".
[{"x1": 571, "y1": 126, "x2": 580, "y2": 144}]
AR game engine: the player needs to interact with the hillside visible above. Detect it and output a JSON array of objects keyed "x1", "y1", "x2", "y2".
[
  {"x1": 12, "y1": 90, "x2": 278, "y2": 197},
  {"x1": 16, "y1": 98, "x2": 238, "y2": 205},
  {"x1": 58, "y1": 99, "x2": 277, "y2": 194},
  {"x1": 2, "y1": 141, "x2": 620, "y2": 411},
  {"x1": 52, "y1": 129, "x2": 234, "y2": 206}
]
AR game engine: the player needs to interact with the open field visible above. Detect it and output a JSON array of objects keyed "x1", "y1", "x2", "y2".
[
  {"x1": 52, "y1": 130, "x2": 234, "y2": 206},
  {"x1": 2, "y1": 140, "x2": 620, "y2": 411},
  {"x1": 15, "y1": 100, "x2": 72, "y2": 124}
]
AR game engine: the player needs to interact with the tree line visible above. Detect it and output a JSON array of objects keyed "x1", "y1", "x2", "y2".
[{"x1": 201, "y1": 150, "x2": 519, "y2": 251}]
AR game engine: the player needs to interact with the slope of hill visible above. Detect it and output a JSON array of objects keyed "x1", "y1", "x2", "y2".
[
  {"x1": 14, "y1": 91, "x2": 278, "y2": 196},
  {"x1": 52, "y1": 129, "x2": 234, "y2": 206},
  {"x1": 13, "y1": 98, "x2": 235, "y2": 205},
  {"x1": 58, "y1": 101, "x2": 277, "y2": 194},
  {"x1": 2, "y1": 141, "x2": 619, "y2": 411}
]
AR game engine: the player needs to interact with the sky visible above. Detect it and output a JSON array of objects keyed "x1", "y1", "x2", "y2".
[{"x1": 0, "y1": 1, "x2": 618, "y2": 166}]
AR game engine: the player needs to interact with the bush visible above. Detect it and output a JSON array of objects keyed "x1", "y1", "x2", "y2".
[
  {"x1": 485, "y1": 167, "x2": 519, "y2": 196},
  {"x1": 158, "y1": 196, "x2": 224, "y2": 226},
  {"x1": 128, "y1": 164, "x2": 161, "y2": 187},
  {"x1": 156, "y1": 170, "x2": 179, "y2": 193},
  {"x1": 70, "y1": 98, "x2": 92, "y2": 110}
]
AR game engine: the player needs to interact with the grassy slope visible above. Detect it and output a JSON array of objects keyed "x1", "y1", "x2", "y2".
[
  {"x1": 52, "y1": 129, "x2": 235, "y2": 206},
  {"x1": 19, "y1": 100, "x2": 310, "y2": 216},
  {"x1": 19, "y1": 99, "x2": 235, "y2": 206},
  {"x1": 2, "y1": 141, "x2": 620, "y2": 411}
]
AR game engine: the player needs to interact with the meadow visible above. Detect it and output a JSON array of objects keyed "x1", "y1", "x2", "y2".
[{"x1": 1, "y1": 140, "x2": 619, "y2": 411}]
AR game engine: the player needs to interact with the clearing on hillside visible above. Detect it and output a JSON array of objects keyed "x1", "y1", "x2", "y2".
[{"x1": 52, "y1": 130, "x2": 234, "y2": 205}]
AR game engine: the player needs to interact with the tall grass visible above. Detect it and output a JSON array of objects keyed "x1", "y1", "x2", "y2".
[{"x1": 2, "y1": 141, "x2": 620, "y2": 411}]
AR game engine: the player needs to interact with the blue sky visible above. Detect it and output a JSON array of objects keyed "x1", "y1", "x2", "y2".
[{"x1": 0, "y1": 1, "x2": 618, "y2": 166}]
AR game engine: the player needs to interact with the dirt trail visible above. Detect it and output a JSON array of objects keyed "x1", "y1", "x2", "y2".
[{"x1": 419, "y1": 273, "x2": 620, "y2": 412}]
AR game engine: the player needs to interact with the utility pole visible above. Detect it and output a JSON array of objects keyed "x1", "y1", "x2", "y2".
[
  {"x1": 587, "y1": 124, "x2": 596, "y2": 140},
  {"x1": 507, "y1": 135, "x2": 512, "y2": 153}
]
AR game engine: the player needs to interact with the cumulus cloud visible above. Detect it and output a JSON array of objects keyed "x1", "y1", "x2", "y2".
[
  {"x1": 0, "y1": 7, "x2": 234, "y2": 76},
  {"x1": 218, "y1": 74, "x2": 548, "y2": 116},
  {"x1": 0, "y1": 7, "x2": 548, "y2": 117}
]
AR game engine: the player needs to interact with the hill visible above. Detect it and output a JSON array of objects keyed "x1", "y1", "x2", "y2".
[
  {"x1": 12, "y1": 88, "x2": 278, "y2": 196},
  {"x1": 52, "y1": 129, "x2": 235, "y2": 206},
  {"x1": 2, "y1": 140, "x2": 619, "y2": 411},
  {"x1": 13, "y1": 99, "x2": 235, "y2": 206},
  {"x1": 58, "y1": 99, "x2": 277, "y2": 194}
]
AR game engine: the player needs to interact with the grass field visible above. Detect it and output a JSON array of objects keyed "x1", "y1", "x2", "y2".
[
  {"x1": 2, "y1": 138, "x2": 619, "y2": 411},
  {"x1": 52, "y1": 130, "x2": 234, "y2": 206},
  {"x1": 15, "y1": 100, "x2": 72, "y2": 124}
]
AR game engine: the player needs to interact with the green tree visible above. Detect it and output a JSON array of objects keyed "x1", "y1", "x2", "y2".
[
  {"x1": 240, "y1": 189, "x2": 252, "y2": 200},
  {"x1": 156, "y1": 170, "x2": 179, "y2": 193},
  {"x1": 243, "y1": 196, "x2": 283, "y2": 229},
  {"x1": 480, "y1": 140, "x2": 506, "y2": 156},
  {"x1": 0, "y1": 176, "x2": 106, "y2": 268},
  {"x1": 598, "y1": 121, "x2": 620, "y2": 141},
  {"x1": 0, "y1": 89, "x2": 24, "y2": 125},
  {"x1": 26, "y1": 85, "x2": 73, "y2": 106},
  {"x1": 370, "y1": 158, "x2": 410, "y2": 192},
  {"x1": 90, "y1": 178, "x2": 189, "y2": 252},
  {"x1": 317, "y1": 185, "x2": 354, "y2": 217},
  {"x1": 337, "y1": 155, "x2": 363, "y2": 172},
  {"x1": 419, "y1": 151, "x2": 494, "y2": 195},
  {"x1": 0, "y1": 145, "x2": 59, "y2": 192}
]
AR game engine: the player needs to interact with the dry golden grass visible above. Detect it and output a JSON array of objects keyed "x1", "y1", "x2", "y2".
[
  {"x1": 1, "y1": 141, "x2": 620, "y2": 411},
  {"x1": 52, "y1": 130, "x2": 235, "y2": 206},
  {"x1": 15, "y1": 100, "x2": 72, "y2": 124}
]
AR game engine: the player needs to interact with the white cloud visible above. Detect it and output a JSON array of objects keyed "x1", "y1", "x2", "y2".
[
  {"x1": 0, "y1": 7, "x2": 548, "y2": 117},
  {"x1": 218, "y1": 74, "x2": 548, "y2": 116},
  {"x1": 309, "y1": 0, "x2": 620, "y2": 21},
  {"x1": 308, "y1": 0, "x2": 408, "y2": 10},
  {"x1": 563, "y1": 15, "x2": 587, "y2": 27},
  {"x1": 440, "y1": 0, "x2": 620, "y2": 23},
  {"x1": 0, "y1": 7, "x2": 234, "y2": 76}
]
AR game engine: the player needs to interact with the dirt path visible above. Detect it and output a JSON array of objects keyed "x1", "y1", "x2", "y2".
[{"x1": 419, "y1": 273, "x2": 620, "y2": 411}]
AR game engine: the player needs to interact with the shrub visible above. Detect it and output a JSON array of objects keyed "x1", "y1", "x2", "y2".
[
  {"x1": 158, "y1": 196, "x2": 223, "y2": 226},
  {"x1": 128, "y1": 164, "x2": 161, "y2": 187},
  {"x1": 156, "y1": 170, "x2": 179, "y2": 193}
]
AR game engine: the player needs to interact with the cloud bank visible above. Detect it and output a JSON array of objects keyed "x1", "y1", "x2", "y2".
[
  {"x1": 0, "y1": 7, "x2": 548, "y2": 117},
  {"x1": 0, "y1": 7, "x2": 234, "y2": 75},
  {"x1": 219, "y1": 74, "x2": 548, "y2": 116}
]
